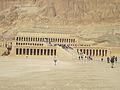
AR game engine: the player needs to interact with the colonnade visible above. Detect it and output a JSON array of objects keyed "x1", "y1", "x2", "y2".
[
  {"x1": 16, "y1": 42, "x2": 44, "y2": 46},
  {"x1": 16, "y1": 48, "x2": 57, "y2": 56},
  {"x1": 77, "y1": 49, "x2": 108, "y2": 57},
  {"x1": 16, "y1": 37, "x2": 76, "y2": 43}
]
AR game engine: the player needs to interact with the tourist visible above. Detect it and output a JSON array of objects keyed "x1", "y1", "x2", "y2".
[
  {"x1": 101, "y1": 58, "x2": 103, "y2": 61},
  {"x1": 79, "y1": 56, "x2": 80, "y2": 60},
  {"x1": 89, "y1": 56, "x2": 93, "y2": 60},
  {"x1": 54, "y1": 56, "x2": 57, "y2": 66},
  {"x1": 115, "y1": 56, "x2": 117, "y2": 62},
  {"x1": 110, "y1": 56, "x2": 115, "y2": 68},
  {"x1": 81, "y1": 56, "x2": 83, "y2": 60},
  {"x1": 107, "y1": 57, "x2": 110, "y2": 63}
]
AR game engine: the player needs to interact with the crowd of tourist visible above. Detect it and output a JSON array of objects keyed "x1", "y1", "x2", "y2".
[{"x1": 78, "y1": 54, "x2": 118, "y2": 68}]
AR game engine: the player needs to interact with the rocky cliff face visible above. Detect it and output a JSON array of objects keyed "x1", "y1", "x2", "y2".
[
  {"x1": 0, "y1": 0, "x2": 120, "y2": 21},
  {"x1": 0, "y1": 0, "x2": 120, "y2": 46}
]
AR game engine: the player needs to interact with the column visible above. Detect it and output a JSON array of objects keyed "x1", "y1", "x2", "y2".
[
  {"x1": 23, "y1": 48, "x2": 25, "y2": 55},
  {"x1": 26, "y1": 49, "x2": 29, "y2": 55},
  {"x1": 16, "y1": 48, "x2": 18, "y2": 55},
  {"x1": 86, "y1": 49, "x2": 89, "y2": 55},
  {"x1": 90, "y1": 49, "x2": 92, "y2": 56},
  {"x1": 93, "y1": 49, "x2": 95, "y2": 56},
  {"x1": 31, "y1": 37, "x2": 32, "y2": 41},
  {"x1": 67, "y1": 39, "x2": 68, "y2": 43},
  {"x1": 30, "y1": 49, "x2": 32, "y2": 55},
  {"x1": 99, "y1": 50, "x2": 101, "y2": 56},
  {"x1": 41, "y1": 49, "x2": 43, "y2": 55},
  {"x1": 54, "y1": 49, "x2": 56, "y2": 56},
  {"x1": 102, "y1": 50, "x2": 104, "y2": 57},
  {"x1": 51, "y1": 49, "x2": 53, "y2": 56},
  {"x1": 47, "y1": 49, "x2": 50, "y2": 55},
  {"x1": 24, "y1": 37, "x2": 26, "y2": 41},
  {"x1": 69, "y1": 39, "x2": 71, "y2": 43},
  {"x1": 34, "y1": 49, "x2": 36, "y2": 55},
  {"x1": 43, "y1": 49, "x2": 45, "y2": 55},
  {"x1": 105, "y1": 50, "x2": 107, "y2": 56},
  {"x1": 37, "y1": 49, "x2": 39, "y2": 55},
  {"x1": 96, "y1": 50, "x2": 98, "y2": 56},
  {"x1": 83, "y1": 49, "x2": 85, "y2": 54},
  {"x1": 20, "y1": 48, "x2": 22, "y2": 55}
]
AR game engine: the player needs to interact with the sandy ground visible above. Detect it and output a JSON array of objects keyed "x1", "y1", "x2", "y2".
[{"x1": 0, "y1": 57, "x2": 120, "y2": 90}]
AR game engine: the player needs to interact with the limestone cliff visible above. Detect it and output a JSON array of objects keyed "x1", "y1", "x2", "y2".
[{"x1": 0, "y1": 0, "x2": 120, "y2": 47}]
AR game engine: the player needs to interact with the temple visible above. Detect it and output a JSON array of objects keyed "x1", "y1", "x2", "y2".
[{"x1": 1, "y1": 31, "x2": 120, "y2": 60}]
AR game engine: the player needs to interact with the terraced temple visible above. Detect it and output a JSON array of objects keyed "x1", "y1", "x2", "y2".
[{"x1": 0, "y1": 31, "x2": 117, "y2": 60}]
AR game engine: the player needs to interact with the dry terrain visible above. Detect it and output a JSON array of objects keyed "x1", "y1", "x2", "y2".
[
  {"x1": 0, "y1": 57, "x2": 120, "y2": 90},
  {"x1": 0, "y1": 0, "x2": 120, "y2": 47}
]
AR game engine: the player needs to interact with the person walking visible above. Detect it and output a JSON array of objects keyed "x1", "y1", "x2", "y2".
[
  {"x1": 54, "y1": 56, "x2": 57, "y2": 66},
  {"x1": 101, "y1": 58, "x2": 103, "y2": 62},
  {"x1": 107, "y1": 57, "x2": 110, "y2": 63},
  {"x1": 81, "y1": 56, "x2": 83, "y2": 60},
  {"x1": 90, "y1": 57, "x2": 93, "y2": 60},
  {"x1": 115, "y1": 56, "x2": 117, "y2": 62},
  {"x1": 79, "y1": 56, "x2": 80, "y2": 60},
  {"x1": 88, "y1": 56, "x2": 92, "y2": 60},
  {"x1": 110, "y1": 56, "x2": 115, "y2": 68}
]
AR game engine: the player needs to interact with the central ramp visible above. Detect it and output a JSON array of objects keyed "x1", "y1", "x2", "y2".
[{"x1": 57, "y1": 46, "x2": 79, "y2": 60}]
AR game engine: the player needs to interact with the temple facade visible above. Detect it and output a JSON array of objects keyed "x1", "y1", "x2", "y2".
[
  {"x1": 5, "y1": 32, "x2": 119, "y2": 60},
  {"x1": 10, "y1": 32, "x2": 78, "y2": 59}
]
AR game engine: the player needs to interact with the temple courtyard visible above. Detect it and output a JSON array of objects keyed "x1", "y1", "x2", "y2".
[{"x1": 0, "y1": 57, "x2": 120, "y2": 90}]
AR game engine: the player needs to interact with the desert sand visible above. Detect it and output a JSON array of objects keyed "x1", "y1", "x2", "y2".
[{"x1": 0, "y1": 57, "x2": 119, "y2": 90}]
